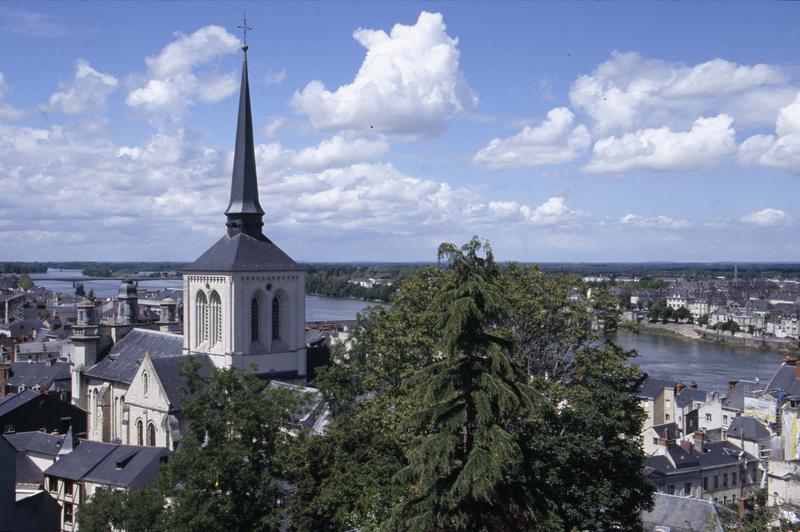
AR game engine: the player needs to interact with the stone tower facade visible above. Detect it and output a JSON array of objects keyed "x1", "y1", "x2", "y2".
[{"x1": 182, "y1": 44, "x2": 307, "y2": 377}]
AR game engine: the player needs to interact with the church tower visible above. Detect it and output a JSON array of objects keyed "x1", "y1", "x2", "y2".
[{"x1": 183, "y1": 43, "x2": 307, "y2": 377}]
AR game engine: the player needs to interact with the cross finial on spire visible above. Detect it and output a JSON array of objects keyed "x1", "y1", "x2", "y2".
[{"x1": 237, "y1": 11, "x2": 253, "y2": 47}]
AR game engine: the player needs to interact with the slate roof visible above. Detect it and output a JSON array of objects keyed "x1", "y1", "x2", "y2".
[
  {"x1": 652, "y1": 422, "x2": 679, "y2": 440},
  {"x1": 641, "y1": 493, "x2": 725, "y2": 532},
  {"x1": 150, "y1": 354, "x2": 214, "y2": 412},
  {"x1": 639, "y1": 377, "x2": 677, "y2": 400},
  {"x1": 4, "y1": 431, "x2": 65, "y2": 456},
  {"x1": 83, "y1": 444, "x2": 167, "y2": 489},
  {"x1": 728, "y1": 416, "x2": 771, "y2": 441},
  {"x1": 675, "y1": 387, "x2": 709, "y2": 409},
  {"x1": 0, "y1": 390, "x2": 41, "y2": 417},
  {"x1": 2, "y1": 361, "x2": 70, "y2": 390},
  {"x1": 44, "y1": 439, "x2": 167, "y2": 488},
  {"x1": 724, "y1": 379, "x2": 763, "y2": 411},
  {"x1": 44, "y1": 440, "x2": 115, "y2": 481},
  {"x1": 183, "y1": 232, "x2": 305, "y2": 272},
  {"x1": 645, "y1": 440, "x2": 757, "y2": 477},
  {"x1": 84, "y1": 328, "x2": 183, "y2": 384},
  {"x1": 765, "y1": 362, "x2": 800, "y2": 398}
]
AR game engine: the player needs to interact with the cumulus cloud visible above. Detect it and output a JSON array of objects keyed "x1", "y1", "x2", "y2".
[
  {"x1": 741, "y1": 208, "x2": 792, "y2": 227},
  {"x1": 585, "y1": 114, "x2": 736, "y2": 173},
  {"x1": 257, "y1": 135, "x2": 390, "y2": 173},
  {"x1": 484, "y1": 196, "x2": 583, "y2": 225},
  {"x1": 619, "y1": 214, "x2": 690, "y2": 229},
  {"x1": 0, "y1": 73, "x2": 24, "y2": 121},
  {"x1": 570, "y1": 51, "x2": 795, "y2": 135},
  {"x1": 473, "y1": 107, "x2": 590, "y2": 170},
  {"x1": 127, "y1": 25, "x2": 240, "y2": 117},
  {"x1": 43, "y1": 59, "x2": 118, "y2": 115},
  {"x1": 738, "y1": 92, "x2": 800, "y2": 174},
  {"x1": 291, "y1": 11, "x2": 476, "y2": 137}
]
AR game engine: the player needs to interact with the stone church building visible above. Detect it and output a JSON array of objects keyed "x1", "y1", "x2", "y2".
[{"x1": 73, "y1": 43, "x2": 309, "y2": 449}]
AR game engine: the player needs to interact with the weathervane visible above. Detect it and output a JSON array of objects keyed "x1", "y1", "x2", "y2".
[{"x1": 237, "y1": 12, "x2": 253, "y2": 47}]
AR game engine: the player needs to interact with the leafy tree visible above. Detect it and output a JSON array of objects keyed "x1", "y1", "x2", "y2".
[
  {"x1": 389, "y1": 237, "x2": 534, "y2": 530},
  {"x1": 75, "y1": 282, "x2": 86, "y2": 297},
  {"x1": 158, "y1": 360, "x2": 298, "y2": 531},
  {"x1": 88, "y1": 288, "x2": 96, "y2": 300},
  {"x1": 18, "y1": 273, "x2": 34, "y2": 291},
  {"x1": 698, "y1": 313, "x2": 709, "y2": 326},
  {"x1": 592, "y1": 285, "x2": 622, "y2": 331},
  {"x1": 78, "y1": 486, "x2": 164, "y2": 532},
  {"x1": 675, "y1": 307, "x2": 691, "y2": 322},
  {"x1": 288, "y1": 408, "x2": 405, "y2": 531},
  {"x1": 649, "y1": 299, "x2": 667, "y2": 322}
]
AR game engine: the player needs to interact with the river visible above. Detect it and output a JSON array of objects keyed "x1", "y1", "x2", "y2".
[
  {"x1": 612, "y1": 329, "x2": 783, "y2": 393},
  {"x1": 30, "y1": 270, "x2": 784, "y2": 392}
]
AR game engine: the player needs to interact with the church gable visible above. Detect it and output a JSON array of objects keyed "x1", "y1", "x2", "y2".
[{"x1": 126, "y1": 354, "x2": 170, "y2": 413}]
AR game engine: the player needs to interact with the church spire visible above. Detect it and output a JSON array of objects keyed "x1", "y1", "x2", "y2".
[{"x1": 225, "y1": 43, "x2": 265, "y2": 239}]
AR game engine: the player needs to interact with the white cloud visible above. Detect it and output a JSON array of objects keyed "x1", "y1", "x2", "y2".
[
  {"x1": 741, "y1": 208, "x2": 792, "y2": 227},
  {"x1": 264, "y1": 69, "x2": 286, "y2": 85},
  {"x1": 619, "y1": 214, "x2": 690, "y2": 229},
  {"x1": 263, "y1": 117, "x2": 285, "y2": 138},
  {"x1": 291, "y1": 11, "x2": 476, "y2": 137},
  {"x1": 256, "y1": 135, "x2": 389, "y2": 173},
  {"x1": 473, "y1": 107, "x2": 590, "y2": 170},
  {"x1": 570, "y1": 51, "x2": 795, "y2": 135},
  {"x1": 585, "y1": 114, "x2": 736, "y2": 173},
  {"x1": 127, "y1": 25, "x2": 240, "y2": 118},
  {"x1": 485, "y1": 196, "x2": 583, "y2": 226},
  {"x1": 738, "y1": 92, "x2": 800, "y2": 174},
  {"x1": 43, "y1": 59, "x2": 118, "y2": 115},
  {"x1": 0, "y1": 72, "x2": 24, "y2": 121},
  {"x1": 0, "y1": 8, "x2": 67, "y2": 37}
]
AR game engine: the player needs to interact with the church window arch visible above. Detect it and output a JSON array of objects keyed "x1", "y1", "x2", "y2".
[
  {"x1": 148, "y1": 422, "x2": 156, "y2": 447},
  {"x1": 195, "y1": 291, "x2": 208, "y2": 346},
  {"x1": 272, "y1": 296, "x2": 281, "y2": 341},
  {"x1": 209, "y1": 291, "x2": 222, "y2": 347},
  {"x1": 251, "y1": 296, "x2": 260, "y2": 342},
  {"x1": 143, "y1": 372, "x2": 149, "y2": 396},
  {"x1": 136, "y1": 419, "x2": 143, "y2": 446}
]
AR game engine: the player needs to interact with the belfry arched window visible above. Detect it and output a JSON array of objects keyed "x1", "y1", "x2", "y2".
[
  {"x1": 209, "y1": 291, "x2": 222, "y2": 347},
  {"x1": 148, "y1": 422, "x2": 156, "y2": 447},
  {"x1": 251, "y1": 297, "x2": 260, "y2": 342},
  {"x1": 195, "y1": 291, "x2": 208, "y2": 345},
  {"x1": 272, "y1": 296, "x2": 280, "y2": 340},
  {"x1": 136, "y1": 420, "x2": 143, "y2": 446}
]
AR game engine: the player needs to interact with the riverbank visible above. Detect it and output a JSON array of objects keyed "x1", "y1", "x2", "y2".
[{"x1": 630, "y1": 321, "x2": 799, "y2": 354}]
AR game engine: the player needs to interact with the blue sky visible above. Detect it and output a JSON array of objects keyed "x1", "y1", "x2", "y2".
[{"x1": 1, "y1": 2, "x2": 799, "y2": 262}]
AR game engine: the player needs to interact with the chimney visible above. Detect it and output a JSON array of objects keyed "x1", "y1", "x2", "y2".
[
  {"x1": 675, "y1": 382, "x2": 686, "y2": 395},
  {"x1": 680, "y1": 439, "x2": 693, "y2": 454},
  {"x1": 657, "y1": 438, "x2": 668, "y2": 448},
  {"x1": 694, "y1": 431, "x2": 704, "y2": 452},
  {"x1": 784, "y1": 356, "x2": 797, "y2": 366},
  {"x1": 689, "y1": 381, "x2": 698, "y2": 389},
  {"x1": 728, "y1": 380, "x2": 739, "y2": 394}
]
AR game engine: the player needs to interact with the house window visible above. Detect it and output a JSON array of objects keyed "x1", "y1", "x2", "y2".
[
  {"x1": 665, "y1": 399, "x2": 671, "y2": 408},
  {"x1": 136, "y1": 420, "x2": 143, "y2": 446},
  {"x1": 732, "y1": 472, "x2": 737, "y2": 485},
  {"x1": 148, "y1": 422, "x2": 156, "y2": 447},
  {"x1": 724, "y1": 415, "x2": 729, "y2": 424},
  {"x1": 666, "y1": 485, "x2": 675, "y2": 495},
  {"x1": 271, "y1": 297, "x2": 280, "y2": 340},
  {"x1": 665, "y1": 414, "x2": 670, "y2": 421},
  {"x1": 48, "y1": 476, "x2": 57, "y2": 493},
  {"x1": 703, "y1": 477, "x2": 708, "y2": 490},
  {"x1": 251, "y1": 298, "x2": 259, "y2": 342},
  {"x1": 64, "y1": 479, "x2": 73, "y2": 497},
  {"x1": 706, "y1": 413, "x2": 712, "y2": 422},
  {"x1": 684, "y1": 482, "x2": 692, "y2": 496},
  {"x1": 653, "y1": 437, "x2": 659, "y2": 445},
  {"x1": 714, "y1": 475, "x2": 719, "y2": 488},
  {"x1": 64, "y1": 503, "x2": 74, "y2": 524},
  {"x1": 723, "y1": 473, "x2": 728, "y2": 487}
]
